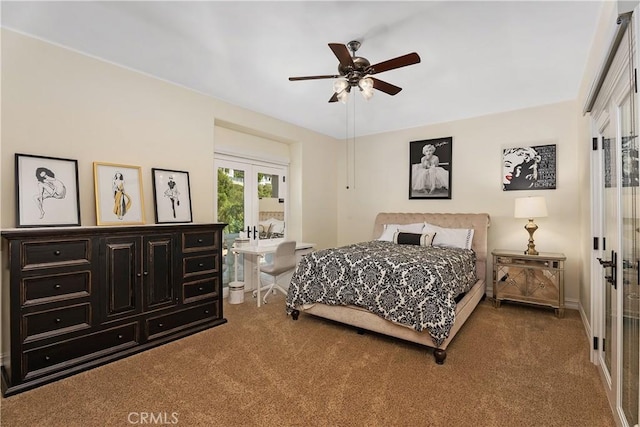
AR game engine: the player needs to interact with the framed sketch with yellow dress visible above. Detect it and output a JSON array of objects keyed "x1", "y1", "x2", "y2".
[{"x1": 93, "y1": 162, "x2": 145, "y2": 225}]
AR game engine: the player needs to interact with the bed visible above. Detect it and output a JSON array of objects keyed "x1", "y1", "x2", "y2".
[{"x1": 286, "y1": 212, "x2": 490, "y2": 364}]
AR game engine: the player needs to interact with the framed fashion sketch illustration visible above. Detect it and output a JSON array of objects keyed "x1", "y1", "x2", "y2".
[
  {"x1": 409, "y1": 137, "x2": 453, "y2": 199},
  {"x1": 151, "y1": 168, "x2": 193, "y2": 224},
  {"x1": 15, "y1": 153, "x2": 81, "y2": 227},
  {"x1": 93, "y1": 162, "x2": 145, "y2": 225}
]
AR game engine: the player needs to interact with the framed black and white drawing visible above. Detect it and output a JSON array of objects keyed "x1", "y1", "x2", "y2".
[
  {"x1": 502, "y1": 144, "x2": 556, "y2": 191},
  {"x1": 409, "y1": 137, "x2": 452, "y2": 199},
  {"x1": 151, "y1": 168, "x2": 193, "y2": 224},
  {"x1": 15, "y1": 153, "x2": 81, "y2": 227},
  {"x1": 93, "y1": 162, "x2": 145, "y2": 225}
]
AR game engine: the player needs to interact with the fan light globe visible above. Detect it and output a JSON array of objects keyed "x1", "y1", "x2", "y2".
[
  {"x1": 359, "y1": 77, "x2": 373, "y2": 90},
  {"x1": 333, "y1": 79, "x2": 349, "y2": 93}
]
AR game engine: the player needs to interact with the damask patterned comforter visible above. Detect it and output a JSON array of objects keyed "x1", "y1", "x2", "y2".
[{"x1": 285, "y1": 240, "x2": 477, "y2": 346}]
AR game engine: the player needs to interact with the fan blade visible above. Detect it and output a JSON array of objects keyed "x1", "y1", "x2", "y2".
[
  {"x1": 369, "y1": 52, "x2": 421, "y2": 74},
  {"x1": 289, "y1": 74, "x2": 340, "y2": 81},
  {"x1": 371, "y1": 77, "x2": 402, "y2": 95},
  {"x1": 328, "y1": 93, "x2": 339, "y2": 103},
  {"x1": 328, "y1": 43, "x2": 355, "y2": 68}
]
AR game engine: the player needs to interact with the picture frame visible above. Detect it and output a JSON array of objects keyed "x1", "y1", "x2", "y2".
[
  {"x1": 409, "y1": 137, "x2": 453, "y2": 199},
  {"x1": 93, "y1": 162, "x2": 145, "y2": 225},
  {"x1": 15, "y1": 153, "x2": 81, "y2": 227},
  {"x1": 151, "y1": 168, "x2": 193, "y2": 224},
  {"x1": 502, "y1": 144, "x2": 556, "y2": 191}
]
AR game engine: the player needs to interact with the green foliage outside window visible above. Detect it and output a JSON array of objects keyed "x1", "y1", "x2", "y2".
[{"x1": 217, "y1": 169, "x2": 244, "y2": 234}]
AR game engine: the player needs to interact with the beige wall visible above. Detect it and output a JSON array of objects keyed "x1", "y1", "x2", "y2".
[
  {"x1": 0, "y1": 30, "x2": 339, "y2": 251},
  {"x1": 0, "y1": 1, "x2": 625, "y2": 325},
  {"x1": 337, "y1": 101, "x2": 583, "y2": 305}
]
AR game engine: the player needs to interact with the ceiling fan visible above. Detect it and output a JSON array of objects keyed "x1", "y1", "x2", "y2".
[{"x1": 288, "y1": 40, "x2": 421, "y2": 103}]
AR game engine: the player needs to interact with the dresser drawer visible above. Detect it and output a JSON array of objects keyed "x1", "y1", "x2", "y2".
[
  {"x1": 22, "y1": 323, "x2": 138, "y2": 380},
  {"x1": 22, "y1": 239, "x2": 91, "y2": 270},
  {"x1": 146, "y1": 302, "x2": 217, "y2": 340},
  {"x1": 23, "y1": 303, "x2": 91, "y2": 343},
  {"x1": 183, "y1": 254, "x2": 217, "y2": 277},
  {"x1": 183, "y1": 278, "x2": 218, "y2": 304},
  {"x1": 22, "y1": 271, "x2": 91, "y2": 306},
  {"x1": 182, "y1": 231, "x2": 217, "y2": 252}
]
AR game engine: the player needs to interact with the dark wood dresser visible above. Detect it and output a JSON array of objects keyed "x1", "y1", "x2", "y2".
[{"x1": 1, "y1": 223, "x2": 227, "y2": 396}]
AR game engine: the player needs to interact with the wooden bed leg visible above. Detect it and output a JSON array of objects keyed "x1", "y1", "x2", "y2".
[
  {"x1": 291, "y1": 309, "x2": 300, "y2": 320},
  {"x1": 433, "y1": 349, "x2": 447, "y2": 365}
]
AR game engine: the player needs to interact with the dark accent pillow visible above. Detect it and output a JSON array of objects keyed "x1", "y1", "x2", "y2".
[{"x1": 392, "y1": 231, "x2": 436, "y2": 246}]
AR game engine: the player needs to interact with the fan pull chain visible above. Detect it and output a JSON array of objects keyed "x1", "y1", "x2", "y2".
[{"x1": 345, "y1": 100, "x2": 350, "y2": 189}]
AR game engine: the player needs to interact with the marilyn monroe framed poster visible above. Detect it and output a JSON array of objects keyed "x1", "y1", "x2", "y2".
[{"x1": 409, "y1": 137, "x2": 452, "y2": 199}]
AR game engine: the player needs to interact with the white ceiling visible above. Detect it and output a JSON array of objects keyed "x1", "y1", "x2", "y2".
[{"x1": 1, "y1": 1, "x2": 603, "y2": 139}]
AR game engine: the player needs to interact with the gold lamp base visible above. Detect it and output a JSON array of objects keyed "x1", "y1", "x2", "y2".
[{"x1": 524, "y1": 219, "x2": 539, "y2": 255}]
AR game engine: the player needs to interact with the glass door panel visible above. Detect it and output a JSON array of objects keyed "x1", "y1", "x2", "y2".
[
  {"x1": 216, "y1": 161, "x2": 251, "y2": 289},
  {"x1": 601, "y1": 117, "x2": 618, "y2": 396},
  {"x1": 256, "y1": 166, "x2": 286, "y2": 244},
  {"x1": 621, "y1": 103, "x2": 640, "y2": 426}
]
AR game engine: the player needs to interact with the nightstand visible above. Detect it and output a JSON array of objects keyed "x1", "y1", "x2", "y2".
[{"x1": 492, "y1": 250, "x2": 566, "y2": 317}]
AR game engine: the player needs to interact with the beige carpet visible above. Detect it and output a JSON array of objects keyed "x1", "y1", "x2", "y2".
[{"x1": 1, "y1": 295, "x2": 615, "y2": 427}]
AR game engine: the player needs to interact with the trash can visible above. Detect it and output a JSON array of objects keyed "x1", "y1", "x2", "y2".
[{"x1": 228, "y1": 281, "x2": 245, "y2": 304}]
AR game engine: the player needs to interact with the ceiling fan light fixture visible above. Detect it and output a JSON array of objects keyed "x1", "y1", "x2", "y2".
[
  {"x1": 358, "y1": 77, "x2": 373, "y2": 91},
  {"x1": 333, "y1": 79, "x2": 349, "y2": 93},
  {"x1": 337, "y1": 90, "x2": 349, "y2": 104}
]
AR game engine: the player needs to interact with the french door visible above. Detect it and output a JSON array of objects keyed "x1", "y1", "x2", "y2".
[
  {"x1": 215, "y1": 155, "x2": 288, "y2": 290},
  {"x1": 590, "y1": 15, "x2": 640, "y2": 427}
]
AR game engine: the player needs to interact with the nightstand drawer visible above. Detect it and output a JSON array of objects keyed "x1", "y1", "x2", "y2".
[
  {"x1": 22, "y1": 271, "x2": 91, "y2": 306},
  {"x1": 22, "y1": 239, "x2": 91, "y2": 269},
  {"x1": 23, "y1": 303, "x2": 91, "y2": 342}
]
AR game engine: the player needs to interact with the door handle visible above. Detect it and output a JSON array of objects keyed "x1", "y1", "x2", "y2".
[
  {"x1": 253, "y1": 226, "x2": 258, "y2": 240},
  {"x1": 597, "y1": 258, "x2": 614, "y2": 268},
  {"x1": 597, "y1": 250, "x2": 617, "y2": 289}
]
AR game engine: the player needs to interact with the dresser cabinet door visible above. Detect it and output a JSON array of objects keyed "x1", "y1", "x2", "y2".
[
  {"x1": 102, "y1": 236, "x2": 142, "y2": 319},
  {"x1": 143, "y1": 234, "x2": 177, "y2": 310}
]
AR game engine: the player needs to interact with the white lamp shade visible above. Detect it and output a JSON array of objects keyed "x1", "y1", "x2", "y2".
[{"x1": 514, "y1": 196, "x2": 548, "y2": 219}]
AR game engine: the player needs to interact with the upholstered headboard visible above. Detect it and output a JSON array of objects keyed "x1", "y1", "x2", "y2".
[
  {"x1": 259, "y1": 211, "x2": 285, "y2": 222},
  {"x1": 372, "y1": 212, "x2": 491, "y2": 280}
]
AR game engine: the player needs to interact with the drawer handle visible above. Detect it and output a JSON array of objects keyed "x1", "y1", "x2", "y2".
[
  {"x1": 53, "y1": 250, "x2": 61, "y2": 256},
  {"x1": 143, "y1": 272, "x2": 148, "y2": 276},
  {"x1": 198, "y1": 263, "x2": 204, "y2": 267},
  {"x1": 204, "y1": 310, "x2": 210, "y2": 315},
  {"x1": 158, "y1": 323, "x2": 164, "y2": 328},
  {"x1": 54, "y1": 318, "x2": 61, "y2": 323},
  {"x1": 117, "y1": 334, "x2": 124, "y2": 339},
  {"x1": 198, "y1": 287, "x2": 204, "y2": 291},
  {"x1": 44, "y1": 356, "x2": 51, "y2": 361},
  {"x1": 54, "y1": 284, "x2": 61, "y2": 290},
  {"x1": 197, "y1": 238, "x2": 204, "y2": 243}
]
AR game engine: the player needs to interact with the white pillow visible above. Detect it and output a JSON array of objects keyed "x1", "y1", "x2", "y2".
[
  {"x1": 378, "y1": 222, "x2": 425, "y2": 242},
  {"x1": 423, "y1": 222, "x2": 475, "y2": 250},
  {"x1": 269, "y1": 219, "x2": 285, "y2": 234}
]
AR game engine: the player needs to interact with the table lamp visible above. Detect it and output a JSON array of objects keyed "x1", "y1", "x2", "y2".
[{"x1": 514, "y1": 196, "x2": 548, "y2": 255}]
